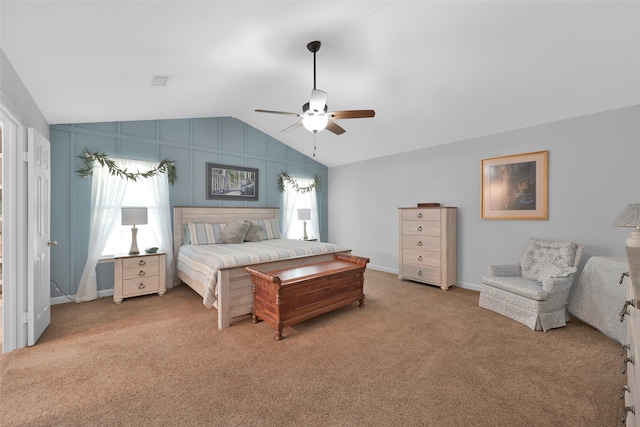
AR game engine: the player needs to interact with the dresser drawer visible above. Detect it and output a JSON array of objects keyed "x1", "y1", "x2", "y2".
[
  {"x1": 401, "y1": 263, "x2": 441, "y2": 285},
  {"x1": 122, "y1": 256, "x2": 159, "y2": 280},
  {"x1": 402, "y1": 209, "x2": 440, "y2": 221},
  {"x1": 122, "y1": 276, "x2": 160, "y2": 297},
  {"x1": 402, "y1": 236, "x2": 441, "y2": 252},
  {"x1": 403, "y1": 249, "x2": 441, "y2": 268},
  {"x1": 401, "y1": 221, "x2": 441, "y2": 236}
]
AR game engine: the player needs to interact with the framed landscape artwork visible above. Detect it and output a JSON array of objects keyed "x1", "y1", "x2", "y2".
[
  {"x1": 206, "y1": 163, "x2": 258, "y2": 201},
  {"x1": 481, "y1": 150, "x2": 548, "y2": 220}
]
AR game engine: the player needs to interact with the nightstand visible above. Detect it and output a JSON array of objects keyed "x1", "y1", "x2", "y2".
[{"x1": 113, "y1": 252, "x2": 166, "y2": 303}]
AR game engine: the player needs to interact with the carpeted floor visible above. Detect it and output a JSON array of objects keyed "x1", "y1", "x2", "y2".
[{"x1": 0, "y1": 270, "x2": 626, "y2": 426}]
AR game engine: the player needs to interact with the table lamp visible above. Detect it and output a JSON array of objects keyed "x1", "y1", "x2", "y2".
[
  {"x1": 613, "y1": 203, "x2": 640, "y2": 287},
  {"x1": 121, "y1": 207, "x2": 148, "y2": 255},
  {"x1": 297, "y1": 208, "x2": 311, "y2": 240}
]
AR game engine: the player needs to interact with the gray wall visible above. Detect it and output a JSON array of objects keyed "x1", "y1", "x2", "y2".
[
  {"x1": 328, "y1": 105, "x2": 640, "y2": 289},
  {"x1": 49, "y1": 118, "x2": 327, "y2": 297}
]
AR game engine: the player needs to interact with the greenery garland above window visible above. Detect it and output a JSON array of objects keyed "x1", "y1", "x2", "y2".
[
  {"x1": 277, "y1": 172, "x2": 320, "y2": 193},
  {"x1": 77, "y1": 148, "x2": 177, "y2": 185}
]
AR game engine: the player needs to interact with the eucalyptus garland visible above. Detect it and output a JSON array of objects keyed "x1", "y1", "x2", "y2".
[
  {"x1": 77, "y1": 148, "x2": 177, "y2": 185},
  {"x1": 277, "y1": 172, "x2": 320, "y2": 193}
]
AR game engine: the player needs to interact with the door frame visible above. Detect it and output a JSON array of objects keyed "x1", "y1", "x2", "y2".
[{"x1": 1, "y1": 105, "x2": 28, "y2": 352}]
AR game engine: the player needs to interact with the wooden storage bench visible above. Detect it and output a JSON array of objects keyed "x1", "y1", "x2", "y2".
[{"x1": 246, "y1": 253, "x2": 370, "y2": 340}]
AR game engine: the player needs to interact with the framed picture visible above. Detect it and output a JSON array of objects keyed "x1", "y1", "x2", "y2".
[
  {"x1": 206, "y1": 163, "x2": 258, "y2": 201},
  {"x1": 481, "y1": 150, "x2": 548, "y2": 220}
]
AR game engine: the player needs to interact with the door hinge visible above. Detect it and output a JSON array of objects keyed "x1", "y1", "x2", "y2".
[
  {"x1": 23, "y1": 312, "x2": 29, "y2": 323},
  {"x1": 22, "y1": 151, "x2": 29, "y2": 162}
]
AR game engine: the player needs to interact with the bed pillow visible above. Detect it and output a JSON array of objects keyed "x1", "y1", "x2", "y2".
[
  {"x1": 220, "y1": 221, "x2": 251, "y2": 244},
  {"x1": 244, "y1": 222, "x2": 264, "y2": 242},
  {"x1": 252, "y1": 218, "x2": 282, "y2": 240},
  {"x1": 184, "y1": 222, "x2": 225, "y2": 245}
]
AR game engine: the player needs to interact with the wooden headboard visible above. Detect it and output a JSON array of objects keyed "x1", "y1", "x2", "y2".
[{"x1": 173, "y1": 206, "x2": 280, "y2": 263}]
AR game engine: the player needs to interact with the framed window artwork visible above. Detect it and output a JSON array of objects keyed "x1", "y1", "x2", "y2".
[
  {"x1": 206, "y1": 163, "x2": 258, "y2": 201},
  {"x1": 481, "y1": 150, "x2": 548, "y2": 220}
]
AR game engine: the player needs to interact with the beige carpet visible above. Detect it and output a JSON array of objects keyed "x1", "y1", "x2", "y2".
[{"x1": 0, "y1": 270, "x2": 626, "y2": 426}]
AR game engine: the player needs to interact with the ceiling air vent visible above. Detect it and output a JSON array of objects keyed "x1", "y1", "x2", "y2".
[{"x1": 151, "y1": 74, "x2": 170, "y2": 87}]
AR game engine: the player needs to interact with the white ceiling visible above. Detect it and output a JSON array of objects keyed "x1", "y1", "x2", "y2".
[{"x1": 1, "y1": 1, "x2": 639, "y2": 167}]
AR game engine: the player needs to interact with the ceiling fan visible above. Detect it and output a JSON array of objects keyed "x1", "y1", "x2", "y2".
[{"x1": 255, "y1": 41, "x2": 375, "y2": 135}]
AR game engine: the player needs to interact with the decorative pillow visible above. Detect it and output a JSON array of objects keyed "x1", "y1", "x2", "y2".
[
  {"x1": 244, "y1": 222, "x2": 264, "y2": 242},
  {"x1": 185, "y1": 222, "x2": 225, "y2": 245},
  {"x1": 520, "y1": 238, "x2": 578, "y2": 283},
  {"x1": 252, "y1": 218, "x2": 282, "y2": 240},
  {"x1": 220, "y1": 221, "x2": 251, "y2": 244}
]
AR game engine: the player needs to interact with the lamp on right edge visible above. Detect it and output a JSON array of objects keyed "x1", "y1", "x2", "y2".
[
  {"x1": 297, "y1": 208, "x2": 311, "y2": 240},
  {"x1": 613, "y1": 203, "x2": 640, "y2": 248}
]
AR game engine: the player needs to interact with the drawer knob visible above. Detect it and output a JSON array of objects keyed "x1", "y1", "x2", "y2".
[
  {"x1": 621, "y1": 344, "x2": 630, "y2": 356},
  {"x1": 620, "y1": 385, "x2": 630, "y2": 400},
  {"x1": 417, "y1": 270, "x2": 423, "y2": 276},
  {"x1": 621, "y1": 406, "x2": 635, "y2": 423},
  {"x1": 138, "y1": 283, "x2": 146, "y2": 290},
  {"x1": 138, "y1": 260, "x2": 146, "y2": 266},
  {"x1": 417, "y1": 212, "x2": 423, "y2": 218},
  {"x1": 138, "y1": 270, "x2": 146, "y2": 277},
  {"x1": 621, "y1": 356, "x2": 634, "y2": 375},
  {"x1": 620, "y1": 300, "x2": 635, "y2": 322},
  {"x1": 417, "y1": 226, "x2": 422, "y2": 231},
  {"x1": 417, "y1": 241, "x2": 423, "y2": 246},
  {"x1": 418, "y1": 256, "x2": 423, "y2": 261}
]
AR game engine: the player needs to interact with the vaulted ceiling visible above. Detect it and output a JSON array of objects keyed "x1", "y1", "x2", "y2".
[{"x1": 1, "y1": 1, "x2": 638, "y2": 167}]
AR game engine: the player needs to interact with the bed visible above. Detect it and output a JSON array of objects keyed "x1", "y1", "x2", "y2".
[{"x1": 173, "y1": 207, "x2": 351, "y2": 329}]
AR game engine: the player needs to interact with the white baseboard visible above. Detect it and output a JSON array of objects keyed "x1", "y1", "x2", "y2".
[
  {"x1": 51, "y1": 289, "x2": 114, "y2": 305},
  {"x1": 367, "y1": 265, "x2": 481, "y2": 292}
]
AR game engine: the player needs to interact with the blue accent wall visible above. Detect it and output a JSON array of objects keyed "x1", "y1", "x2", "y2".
[{"x1": 50, "y1": 117, "x2": 328, "y2": 296}]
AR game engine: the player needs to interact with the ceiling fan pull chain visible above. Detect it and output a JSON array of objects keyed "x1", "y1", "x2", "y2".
[{"x1": 313, "y1": 133, "x2": 317, "y2": 158}]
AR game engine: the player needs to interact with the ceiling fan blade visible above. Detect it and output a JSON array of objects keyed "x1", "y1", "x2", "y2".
[
  {"x1": 281, "y1": 121, "x2": 304, "y2": 133},
  {"x1": 255, "y1": 109, "x2": 300, "y2": 116},
  {"x1": 325, "y1": 120, "x2": 346, "y2": 135},
  {"x1": 309, "y1": 89, "x2": 327, "y2": 113},
  {"x1": 328, "y1": 110, "x2": 375, "y2": 119}
]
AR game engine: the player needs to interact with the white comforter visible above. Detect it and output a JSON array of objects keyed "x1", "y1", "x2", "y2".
[{"x1": 177, "y1": 239, "x2": 345, "y2": 307}]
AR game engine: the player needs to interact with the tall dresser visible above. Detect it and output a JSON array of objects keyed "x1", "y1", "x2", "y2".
[{"x1": 398, "y1": 207, "x2": 457, "y2": 290}]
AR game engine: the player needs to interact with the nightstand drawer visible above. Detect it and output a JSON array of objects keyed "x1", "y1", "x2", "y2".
[
  {"x1": 122, "y1": 256, "x2": 159, "y2": 280},
  {"x1": 122, "y1": 276, "x2": 159, "y2": 297}
]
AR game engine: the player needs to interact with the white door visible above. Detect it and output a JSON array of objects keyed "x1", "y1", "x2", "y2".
[{"x1": 27, "y1": 128, "x2": 51, "y2": 345}]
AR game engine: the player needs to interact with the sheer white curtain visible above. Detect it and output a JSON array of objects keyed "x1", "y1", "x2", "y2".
[
  {"x1": 282, "y1": 177, "x2": 320, "y2": 241},
  {"x1": 76, "y1": 158, "x2": 174, "y2": 302}
]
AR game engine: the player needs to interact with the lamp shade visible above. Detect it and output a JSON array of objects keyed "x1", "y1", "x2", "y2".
[
  {"x1": 121, "y1": 207, "x2": 148, "y2": 226},
  {"x1": 297, "y1": 208, "x2": 311, "y2": 221},
  {"x1": 613, "y1": 204, "x2": 640, "y2": 228}
]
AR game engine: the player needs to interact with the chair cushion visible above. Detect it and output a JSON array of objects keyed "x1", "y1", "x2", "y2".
[
  {"x1": 481, "y1": 276, "x2": 549, "y2": 301},
  {"x1": 520, "y1": 239, "x2": 578, "y2": 283}
]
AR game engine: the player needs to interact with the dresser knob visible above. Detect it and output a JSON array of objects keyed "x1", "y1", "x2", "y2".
[
  {"x1": 621, "y1": 344, "x2": 630, "y2": 356},
  {"x1": 138, "y1": 260, "x2": 146, "y2": 266},
  {"x1": 138, "y1": 270, "x2": 146, "y2": 276},
  {"x1": 417, "y1": 212, "x2": 423, "y2": 218},
  {"x1": 621, "y1": 406, "x2": 635, "y2": 423},
  {"x1": 417, "y1": 241, "x2": 423, "y2": 246},
  {"x1": 138, "y1": 283, "x2": 146, "y2": 290},
  {"x1": 417, "y1": 226, "x2": 422, "y2": 231},
  {"x1": 620, "y1": 300, "x2": 635, "y2": 322},
  {"x1": 418, "y1": 256, "x2": 423, "y2": 261},
  {"x1": 417, "y1": 270, "x2": 423, "y2": 276},
  {"x1": 621, "y1": 385, "x2": 630, "y2": 399},
  {"x1": 621, "y1": 356, "x2": 634, "y2": 375}
]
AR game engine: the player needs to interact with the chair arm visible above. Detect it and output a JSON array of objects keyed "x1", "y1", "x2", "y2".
[
  {"x1": 541, "y1": 274, "x2": 576, "y2": 292},
  {"x1": 488, "y1": 264, "x2": 521, "y2": 277}
]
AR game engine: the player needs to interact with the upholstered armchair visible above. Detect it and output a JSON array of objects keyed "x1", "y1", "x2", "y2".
[{"x1": 479, "y1": 238, "x2": 584, "y2": 331}]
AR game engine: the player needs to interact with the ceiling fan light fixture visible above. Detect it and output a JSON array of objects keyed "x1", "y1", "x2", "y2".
[{"x1": 302, "y1": 114, "x2": 328, "y2": 133}]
